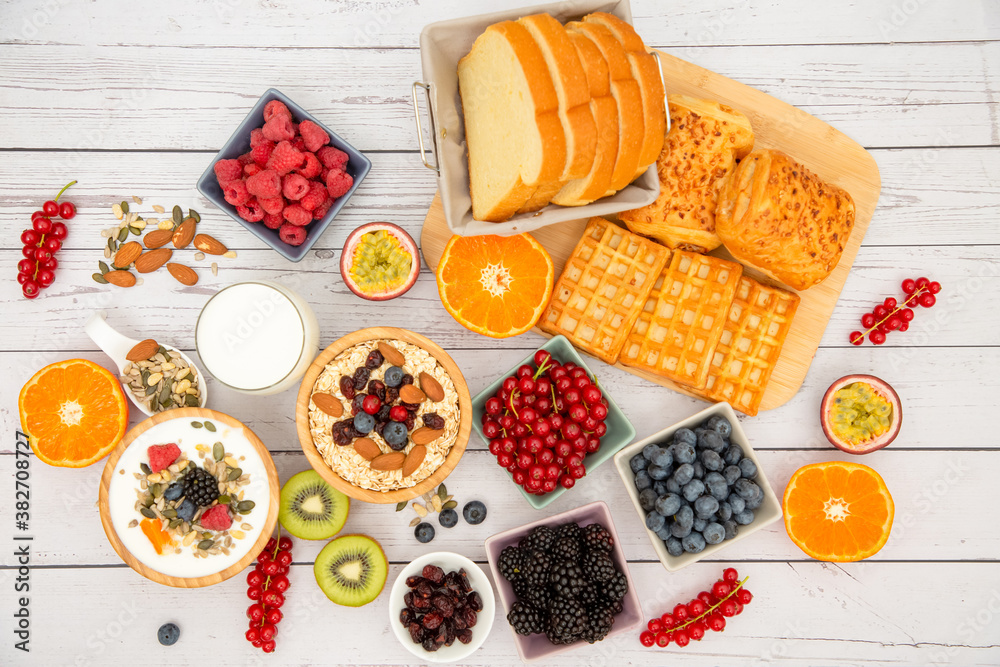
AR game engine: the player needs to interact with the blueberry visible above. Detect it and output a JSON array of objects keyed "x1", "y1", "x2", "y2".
[
  {"x1": 706, "y1": 415, "x2": 733, "y2": 439},
  {"x1": 176, "y1": 498, "x2": 196, "y2": 522},
  {"x1": 652, "y1": 480, "x2": 670, "y2": 496},
  {"x1": 671, "y1": 441, "x2": 696, "y2": 464},
  {"x1": 648, "y1": 465, "x2": 670, "y2": 481},
  {"x1": 650, "y1": 447, "x2": 673, "y2": 469},
  {"x1": 383, "y1": 365, "x2": 404, "y2": 387},
  {"x1": 723, "y1": 465, "x2": 742, "y2": 485},
  {"x1": 670, "y1": 521, "x2": 692, "y2": 538},
  {"x1": 665, "y1": 537, "x2": 684, "y2": 557},
  {"x1": 739, "y1": 458, "x2": 758, "y2": 478},
  {"x1": 746, "y1": 485, "x2": 765, "y2": 510},
  {"x1": 704, "y1": 472, "x2": 729, "y2": 500},
  {"x1": 646, "y1": 511, "x2": 666, "y2": 532},
  {"x1": 655, "y1": 493, "x2": 682, "y2": 517},
  {"x1": 723, "y1": 444, "x2": 744, "y2": 466},
  {"x1": 694, "y1": 495, "x2": 719, "y2": 519},
  {"x1": 700, "y1": 449, "x2": 724, "y2": 472},
  {"x1": 672, "y1": 463, "x2": 694, "y2": 486},
  {"x1": 675, "y1": 505, "x2": 694, "y2": 529},
  {"x1": 734, "y1": 478, "x2": 760, "y2": 501},
  {"x1": 682, "y1": 532, "x2": 706, "y2": 553},
  {"x1": 463, "y1": 500, "x2": 488, "y2": 525},
  {"x1": 673, "y1": 428, "x2": 697, "y2": 447},
  {"x1": 682, "y1": 479, "x2": 705, "y2": 503},
  {"x1": 415, "y1": 522, "x2": 435, "y2": 543},
  {"x1": 698, "y1": 430, "x2": 726, "y2": 453},
  {"x1": 654, "y1": 524, "x2": 673, "y2": 541},
  {"x1": 718, "y1": 501, "x2": 733, "y2": 522},
  {"x1": 629, "y1": 453, "x2": 647, "y2": 474},
  {"x1": 438, "y1": 508, "x2": 458, "y2": 528},
  {"x1": 642, "y1": 443, "x2": 662, "y2": 461},
  {"x1": 703, "y1": 522, "x2": 725, "y2": 544},
  {"x1": 728, "y1": 494, "x2": 746, "y2": 515},
  {"x1": 638, "y1": 488, "x2": 657, "y2": 512},
  {"x1": 665, "y1": 477, "x2": 682, "y2": 494},
  {"x1": 734, "y1": 509, "x2": 755, "y2": 525},
  {"x1": 163, "y1": 484, "x2": 184, "y2": 502},
  {"x1": 724, "y1": 520, "x2": 739, "y2": 540},
  {"x1": 383, "y1": 421, "x2": 408, "y2": 449},
  {"x1": 157, "y1": 622, "x2": 180, "y2": 646},
  {"x1": 634, "y1": 470, "x2": 652, "y2": 491},
  {"x1": 691, "y1": 462, "x2": 705, "y2": 479},
  {"x1": 693, "y1": 517, "x2": 707, "y2": 532},
  {"x1": 353, "y1": 412, "x2": 375, "y2": 435}
]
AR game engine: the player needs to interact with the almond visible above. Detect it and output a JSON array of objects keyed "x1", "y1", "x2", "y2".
[
  {"x1": 419, "y1": 372, "x2": 445, "y2": 402},
  {"x1": 167, "y1": 263, "x2": 198, "y2": 286},
  {"x1": 370, "y1": 452, "x2": 405, "y2": 471},
  {"x1": 378, "y1": 341, "x2": 406, "y2": 367},
  {"x1": 399, "y1": 384, "x2": 426, "y2": 404},
  {"x1": 194, "y1": 233, "x2": 228, "y2": 255},
  {"x1": 126, "y1": 339, "x2": 159, "y2": 362},
  {"x1": 410, "y1": 427, "x2": 444, "y2": 446},
  {"x1": 172, "y1": 218, "x2": 196, "y2": 249},
  {"x1": 113, "y1": 241, "x2": 143, "y2": 268},
  {"x1": 134, "y1": 247, "x2": 173, "y2": 273},
  {"x1": 104, "y1": 270, "x2": 136, "y2": 287},
  {"x1": 402, "y1": 445, "x2": 426, "y2": 477},
  {"x1": 312, "y1": 392, "x2": 343, "y2": 418},
  {"x1": 143, "y1": 229, "x2": 173, "y2": 249},
  {"x1": 353, "y1": 438, "x2": 380, "y2": 461}
]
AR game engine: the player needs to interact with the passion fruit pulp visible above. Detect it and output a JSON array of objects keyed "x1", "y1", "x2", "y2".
[
  {"x1": 820, "y1": 374, "x2": 901, "y2": 454},
  {"x1": 340, "y1": 222, "x2": 419, "y2": 301}
]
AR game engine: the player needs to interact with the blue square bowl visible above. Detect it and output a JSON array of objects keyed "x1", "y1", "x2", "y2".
[
  {"x1": 471, "y1": 335, "x2": 636, "y2": 509},
  {"x1": 196, "y1": 88, "x2": 372, "y2": 262}
]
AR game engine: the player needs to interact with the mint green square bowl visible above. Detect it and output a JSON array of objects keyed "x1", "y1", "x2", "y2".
[{"x1": 471, "y1": 336, "x2": 636, "y2": 509}]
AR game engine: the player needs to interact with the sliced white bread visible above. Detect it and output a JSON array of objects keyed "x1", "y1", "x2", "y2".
[
  {"x1": 515, "y1": 13, "x2": 597, "y2": 213},
  {"x1": 551, "y1": 29, "x2": 620, "y2": 206},
  {"x1": 565, "y1": 20, "x2": 645, "y2": 195},
  {"x1": 457, "y1": 20, "x2": 568, "y2": 222},
  {"x1": 583, "y1": 12, "x2": 666, "y2": 179}
]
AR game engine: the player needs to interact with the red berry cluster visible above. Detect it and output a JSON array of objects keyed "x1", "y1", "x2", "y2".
[
  {"x1": 17, "y1": 181, "x2": 76, "y2": 299},
  {"x1": 484, "y1": 350, "x2": 609, "y2": 495},
  {"x1": 245, "y1": 535, "x2": 293, "y2": 653},
  {"x1": 639, "y1": 568, "x2": 752, "y2": 648},
  {"x1": 849, "y1": 277, "x2": 942, "y2": 345}
]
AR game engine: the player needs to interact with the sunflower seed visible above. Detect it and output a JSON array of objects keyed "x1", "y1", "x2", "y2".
[
  {"x1": 128, "y1": 519, "x2": 138, "y2": 529},
  {"x1": 431, "y1": 495, "x2": 442, "y2": 512},
  {"x1": 194, "y1": 252, "x2": 205, "y2": 261},
  {"x1": 409, "y1": 517, "x2": 422, "y2": 528},
  {"x1": 413, "y1": 502, "x2": 427, "y2": 517},
  {"x1": 204, "y1": 421, "x2": 216, "y2": 432},
  {"x1": 152, "y1": 204, "x2": 165, "y2": 213},
  {"x1": 132, "y1": 195, "x2": 142, "y2": 205},
  {"x1": 211, "y1": 262, "x2": 218, "y2": 276},
  {"x1": 158, "y1": 220, "x2": 173, "y2": 230}
]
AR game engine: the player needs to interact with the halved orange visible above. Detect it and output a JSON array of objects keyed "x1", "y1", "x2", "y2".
[
  {"x1": 783, "y1": 461, "x2": 894, "y2": 562},
  {"x1": 19, "y1": 359, "x2": 129, "y2": 467},
  {"x1": 435, "y1": 233, "x2": 554, "y2": 338}
]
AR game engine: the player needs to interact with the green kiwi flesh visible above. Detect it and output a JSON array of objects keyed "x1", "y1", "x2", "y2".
[
  {"x1": 278, "y1": 470, "x2": 349, "y2": 540},
  {"x1": 314, "y1": 534, "x2": 388, "y2": 607}
]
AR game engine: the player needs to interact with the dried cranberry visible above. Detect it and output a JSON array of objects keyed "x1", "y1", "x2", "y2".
[
  {"x1": 352, "y1": 366, "x2": 370, "y2": 390},
  {"x1": 432, "y1": 594, "x2": 454, "y2": 618},
  {"x1": 444, "y1": 622, "x2": 456, "y2": 646},
  {"x1": 351, "y1": 393, "x2": 366, "y2": 416},
  {"x1": 404, "y1": 414, "x2": 416, "y2": 431},
  {"x1": 385, "y1": 386, "x2": 399, "y2": 404},
  {"x1": 461, "y1": 607, "x2": 477, "y2": 629},
  {"x1": 365, "y1": 349, "x2": 384, "y2": 369},
  {"x1": 457, "y1": 568, "x2": 472, "y2": 593},
  {"x1": 466, "y1": 591, "x2": 483, "y2": 612},
  {"x1": 452, "y1": 609, "x2": 467, "y2": 630},
  {"x1": 421, "y1": 637, "x2": 438, "y2": 652},
  {"x1": 415, "y1": 581, "x2": 434, "y2": 599},
  {"x1": 422, "y1": 564, "x2": 445, "y2": 584},
  {"x1": 407, "y1": 622, "x2": 424, "y2": 644},
  {"x1": 457, "y1": 629, "x2": 473, "y2": 645},
  {"x1": 406, "y1": 575, "x2": 425, "y2": 588},
  {"x1": 401, "y1": 401, "x2": 420, "y2": 412},
  {"x1": 374, "y1": 421, "x2": 388, "y2": 437},
  {"x1": 375, "y1": 405, "x2": 391, "y2": 423},
  {"x1": 400, "y1": 608, "x2": 414, "y2": 626},
  {"x1": 403, "y1": 591, "x2": 415, "y2": 608},
  {"x1": 331, "y1": 420, "x2": 354, "y2": 446},
  {"x1": 368, "y1": 379, "x2": 386, "y2": 402},
  {"x1": 422, "y1": 413, "x2": 445, "y2": 430},
  {"x1": 401, "y1": 373, "x2": 414, "y2": 386},
  {"x1": 422, "y1": 611, "x2": 443, "y2": 630},
  {"x1": 339, "y1": 376, "x2": 355, "y2": 400},
  {"x1": 411, "y1": 595, "x2": 431, "y2": 610}
]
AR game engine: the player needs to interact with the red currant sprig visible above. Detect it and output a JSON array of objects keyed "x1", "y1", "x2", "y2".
[
  {"x1": 849, "y1": 277, "x2": 942, "y2": 346},
  {"x1": 245, "y1": 532, "x2": 293, "y2": 653},
  {"x1": 18, "y1": 180, "x2": 76, "y2": 299},
  {"x1": 639, "y1": 568, "x2": 753, "y2": 648}
]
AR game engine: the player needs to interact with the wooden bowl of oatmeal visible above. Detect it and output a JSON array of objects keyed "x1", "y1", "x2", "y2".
[{"x1": 295, "y1": 327, "x2": 472, "y2": 504}]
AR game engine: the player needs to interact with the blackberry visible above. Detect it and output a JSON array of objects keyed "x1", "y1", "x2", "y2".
[
  {"x1": 507, "y1": 601, "x2": 545, "y2": 635},
  {"x1": 550, "y1": 536, "x2": 580, "y2": 563},
  {"x1": 582, "y1": 600, "x2": 615, "y2": 643},
  {"x1": 520, "y1": 550, "x2": 552, "y2": 588},
  {"x1": 549, "y1": 560, "x2": 586, "y2": 598},
  {"x1": 577, "y1": 584, "x2": 601, "y2": 608},
  {"x1": 547, "y1": 597, "x2": 588, "y2": 644},
  {"x1": 515, "y1": 579, "x2": 551, "y2": 610},
  {"x1": 498, "y1": 546, "x2": 524, "y2": 583},
  {"x1": 183, "y1": 467, "x2": 218, "y2": 507},
  {"x1": 600, "y1": 570, "x2": 628, "y2": 602},
  {"x1": 520, "y1": 525, "x2": 556, "y2": 554},
  {"x1": 554, "y1": 521, "x2": 582, "y2": 543},
  {"x1": 581, "y1": 523, "x2": 614, "y2": 554},
  {"x1": 581, "y1": 551, "x2": 616, "y2": 583}
]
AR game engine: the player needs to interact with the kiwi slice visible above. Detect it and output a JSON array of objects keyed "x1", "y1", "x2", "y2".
[
  {"x1": 314, "y1": 534, "x2": 388, "y2": 607},
  {"x1": 278, "y1": 470, "x2": 349, "y2": 540}
]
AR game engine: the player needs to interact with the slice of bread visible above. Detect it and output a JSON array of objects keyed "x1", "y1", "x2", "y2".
[
  {"x1": 551, "y1": 29, "x2": 620, "y2": 206},
  {"x1": 458, "y1": 20, "x2": 568, "y2": 222}
]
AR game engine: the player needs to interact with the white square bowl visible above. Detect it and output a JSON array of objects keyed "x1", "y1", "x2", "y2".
[{"x1": 612, "y1": 402, "x2": 782, "y2": 571}]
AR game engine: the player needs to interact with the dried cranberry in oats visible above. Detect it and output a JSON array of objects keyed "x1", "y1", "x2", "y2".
[
  {"x1": 401, "y1": 373, "x2": 414, "y2": 386},
  {"x1": 331, "y1": 420, "x2": 354, "y2": 446},
  {"x1": 368, "y1": 379, "x2": 386, "y2": 402},
  {"x1": 375, "y1": 405, "x2": 391, "y2": 423},
  {"x1": 385, "y1": 386, "x2": 399, "y2": 404},
  {"x1": 422, "y1": 413, "x2": 445, "y2": 430},
  {"x1": 401, "y1": 401, "x2": 420, "y2": 412},
  {"x1": 339, "y1": 375, "x2": 355, "y2": 399},
  {"x1": 352, "y1": 366, "x2": 371, "y2": 390},
  {"x1": 351, "y1": 393, "x2": 366, "y2": 416},
  {"x1": 404, "y1": 414, "x2": 416, "y2": 431},
  {"x1": 365, "y1": 349, "x2": 384, "y2": 369}
]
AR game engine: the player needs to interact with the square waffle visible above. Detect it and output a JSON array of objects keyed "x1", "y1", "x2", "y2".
[
  {"x1": 619, "y1": 250, "x2": 742, "y2": 388},
  {"x1": 539, "y1": 217, "x2": 670, "y2": 363},
  {"x1": 702, "y1": 276, "x2": 800, "y2": 415}
]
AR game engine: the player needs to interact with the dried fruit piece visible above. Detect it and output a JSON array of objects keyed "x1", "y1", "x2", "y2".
[
  {"x1": 126, "y1": 339, "x2": 159, "y2": 362},
  {"x1": 143, "y1": 229, "x2": 173, "y2": 249},
  {"x1": 419, "y1": 372, "x2": 445, "y2": 402},
  {"x1": 402, "y1": 445, "x2": 426, "y2": 477},
  {"x1": 167, "y1": 263, "x2": 198, "y2": 286},
  {"x1": 172, "y1": 218, "x2": 196, "y2": 249},
  {"x1": 370, "y1": 452, "x2": 405, "y2": 471},
  {"x1": 311, "y1": 392, "x2": 344, "y2": 418},
  {"x1": 193, "y1": 233, "x2": 228, "y2": 255},
  {"x1": 134, "y1": 247, "x2": 173, "y2": 273},
  {"x1": 113, "y1": 241, "x2": 143, "y2": 268},
  {"x1": 104, "y1": 270, "x2": 136, "y2": 287}
]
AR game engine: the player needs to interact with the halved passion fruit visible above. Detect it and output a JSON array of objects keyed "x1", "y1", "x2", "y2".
[
  {"x1": 821, "y1": 375, "x2": 901, "y2": 454},
  {"x1": 340, "y1": 222, "x2": 419, "y2": 301}
]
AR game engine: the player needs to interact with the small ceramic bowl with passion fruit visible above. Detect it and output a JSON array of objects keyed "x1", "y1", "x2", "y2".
[{"x1": 340, "y1": 222, "x2": 420, "y2": 301}]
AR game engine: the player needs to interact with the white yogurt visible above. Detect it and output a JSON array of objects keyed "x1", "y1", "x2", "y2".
[{"x1": 107, "y1": 416, "x2": 271, "y2": 579}]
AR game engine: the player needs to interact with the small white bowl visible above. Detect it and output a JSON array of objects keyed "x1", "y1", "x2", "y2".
[{"x1": 388, "y1": 551, "x2": 495, "y2": 663}]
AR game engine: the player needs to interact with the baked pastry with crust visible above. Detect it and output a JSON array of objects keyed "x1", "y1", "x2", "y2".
[{"x1": 715, "y1": 149, "x2": 855, "y2": 290}]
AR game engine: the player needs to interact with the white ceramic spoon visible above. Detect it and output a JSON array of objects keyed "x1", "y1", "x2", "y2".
[{"x1": 85, "y1": 311, "x2": 208, "y2": 417}]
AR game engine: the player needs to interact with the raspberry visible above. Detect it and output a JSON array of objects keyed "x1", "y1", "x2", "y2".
[
  {"x1": 298, "y1": 120, "x2": 329, "y2": 152},
  {"x1": 251, "y1": 141, "x2": 275, "y2": 166},
  {"x1": 299, "y1": 180, "x2": 328, "y2": 212},
  {"x1": 262, "y1": 212, "x2": 284, "y2": 230},
  {"x1": 279, "y1": 223, "x2": 307, "y2": 246},
  {"x1": 199, "y1": 505, "x2": 233, "y2": 532},
  {"x1": 317, "y1": 146, "x2": 349, "y2": 171},
  {"x1": 267, "y1": 140, "x2": 305, "y2": 176},
  {"x1": 259, "y1": 196, "x2": 285, "y2": 215},
  {"x1": 297, "y1": 152, "x2": 322, "y2": 179},
  {"x1": 263, "y1": 99, "x2": 292, "y2": 122},
  {"x1": 237, "y1": 198, "x2": 265, "y2": 222},
  {"x1": 246, "y1": 169, "x2": 281, "y2": 199},
  {"x1": 147, "y1": 443, "x2": 180, "y2": 473},
  {"x1": 213, "y1": 159, "x2": 243, "y2": 185},
  {"x1": 291, "y1": 136, "x2": 306, "y2": 152},
  {"x1": 319, "y1": 167, "x2": 330, "y2": 183},
  {"x1": 250, "y1": 128, "x2": 268, "y2": 148},
  {"x1": 283, "y1": 203, "x2": 312, "y2": 226},
  {"x1": 282, "y1": 173, "x2": 310, "y2": 201},
  {"x1": 262, "y1": 115, "x2": 295, "y2": 143},
  {"x1": 326, "y1": 169, "x2": 354, "y2": 199},
  {"x1": 223, "y1": 179, "x2": 250, "y2": 206},
  {"x1": 237, "y1": 151, "x2": 254, "y2": 165},
  {"x1": 312, "y1": 198, "x2": 333, "y2": 220},
  {"x1": 243, "y1": 163, "x2": 262, "y2": 177}
]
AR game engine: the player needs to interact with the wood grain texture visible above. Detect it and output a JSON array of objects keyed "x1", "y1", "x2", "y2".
[{"x1": 97, "y1": 407, "x2": 279, "y2": 588}]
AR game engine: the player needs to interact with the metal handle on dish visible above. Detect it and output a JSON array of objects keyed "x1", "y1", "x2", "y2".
[
  {"x1": 411, "y1": 81, "x2": 440, "y2": 174},
  {"x1": 652, "y1": 51, "x2": 672, "y2": 134}
]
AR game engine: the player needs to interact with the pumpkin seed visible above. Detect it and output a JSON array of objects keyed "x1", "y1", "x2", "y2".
[
  {"x1": 140, "y1": 507, "x2": 156, "y2": 519},
  {"x1": 142, "y1": 495, "x2": 154, "y2": 507},
  {"x1": 213, "y1": 442, "x2": 224, "y2": 461},
  {"x1": 204, "y1": 421, "x2": 216, "y2": 432},
  {"x1": 237, "y1": 500, "x2": 255, "y2": 513},
  {"x1": 92, "y1": 273, "x2": 109, "y2": 284},
  {"x1": 162, "y1": 508, "x2": 177, "y2": 518},
  {"x1": 438, "y1": 483, "x2": 448, "y2": 501},
  {"x1": 184, "y1": 394, "x2": 199, "y2": 407},
  {"x1": 158, "y1": 346, "x2": 168, "y2": 356},
  {"x1": 172, "y1": 205, "x2": 182, "y2": 225},
  {"x1": 191, "y1": 421, "x2": 203, "y2": 429},
  {"x1": 168, "y1": 518, "x2": 182, "y2": 529},
  {"x1": 218, "y1": 494, "x2": 231, "y2": 505},
  {"x1": 117, "y1": 227, "x2": 129, "y2": 242},
  {"x1": 228, "y1": 468, "x2": 242, "y2": 481},
  {"x1": 442, "y1": 500, "x2": 458, "y2": 510},
  {"x1": 158, "y1": 383, "x2": 171, "y2": 403},
  {"x1": 160, "y1": 395, "x2": 173, "y2": 409},
  {"x1": 120, "y1": 200, "x2": 129, "y2": 214},
  {"x1": 197, "y1": 539, "x2": 214, "y2": 550},
  {"x1": 129, "y1": 225, "x2": 141, "y2": 235},
  {"x1": 140, "y1": 463, "x2": 151, "y2": 475},
  {"x1": 189, "y1": 208, "x2": 200, "y2": 223},
  {"x1": 151, "y1": 484, "x2": 163, "y2": 498},
  {"x1": 145, "y1": 385, "x2": 157, "y2": 396},
  {"x1": 99, "y1": 261, "x2": 110, "y2": 274},
  {"x1": 395, "y1": 501, "x2": 407, "y2": 512}
]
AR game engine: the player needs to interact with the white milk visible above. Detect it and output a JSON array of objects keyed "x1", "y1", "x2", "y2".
[{"x1": 196, "y1": 281, "x2": 319, "y2": 394}]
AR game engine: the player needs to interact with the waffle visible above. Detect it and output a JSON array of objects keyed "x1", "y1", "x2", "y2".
[
  {"x1": 539, "y1": 217, "x2": 670, "y2": 363},
  {"x1": 619, "y1": 250, "x2": 742, "y2": 388},
  {"x1": 701, "y1": 276, "x2": 800, "y2": 415}
]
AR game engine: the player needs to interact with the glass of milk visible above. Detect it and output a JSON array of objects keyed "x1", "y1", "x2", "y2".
[{"x1": 195, "y1": 281, "x2": 319, "y2": 395}]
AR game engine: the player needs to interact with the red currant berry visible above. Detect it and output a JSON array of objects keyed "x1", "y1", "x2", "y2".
[
  {"x1": 655, "y1": 631, "x2": 671, "y2": 647},
  {"x1": 723, "y1": 567, "x2": 739, "y2": 583},
  {"x1": 712, "y1": 580, "x2": 731, "y2": 599},
  {"x1": 497, "y1": 452, "x2": 514, "y2": 468},
  {"x1": 929, "y1": 281, "x2": 941, "y2": 294},
  {"x1": 524, "y1": 476, "x2": 542, "y2": 492},
  {"x1": 43, "y1": 237, "x2": 61, "y2": 253},
  {"x1": 263, "y1": 591, "x2": 285, "y2": 608},
  {"x1": 918, "y1": 292, "x2": 936, "y2": 308},
  {"x1": 34, "y1": 247, "x2": 50, "y2": 262},
  {"x1": 502, "y1": 377, "x2": 518, "y2": 393},
  {"x1": 672, "y1": 604, "x2": 689, "y2": 622},
  {"x1": 563, "y1": 361, "x2": 577, "y2": 371},
  {"x1": 58, "y1": 201, "x2": 76, "y2": 219},
  {"x1": 734, "y1": 601, "x2": 744, "y2": 615},
  {"x1": 362, "y1": 394, "x2": 381, "y2": 414},
  {"x1": 33, "y1": 216, "x2": 53, "y2": 234},
  {"x1": 915, "y1": 277, "x2": 930, "y2": 289},
  {"x1": 886, "y1": 315, "x2": 902, "y2": 331},
  {"x1": 261, "y1": 639, "x2": 276, "y2": 652},
  {"x1": 639, "y1": 630, "x2": 655, "y2": 647},
  {"x1": 573, "y1": 376, "x2": 592, "y2": 390},
  {"x1": 719, "y1": 599, "x2": 738, "y2": 617},
  {"x1": 275, "y1": 550, "x2": 292, "y2": 567},
  {"x1": 706, "y1": 613, "x2": 726, "y2": 632},
  {"x1": 20, "y1": 229, "x2": 40, "y2": 246},
  {"x1": 259, "y1": 623, "x2": 277, "y2": 641},
  {"x1": 849, "y1": 331, "x2": 864, "y2": 345},
  {"x1": 660, "y1": 613, "x2": 676, "y2": 629},
  {"x1": 541, "y1": 478, "x2": 557, "y2": 493},
  {"x1": 558, "y1": 474, "x2": 574, "y2": 488},
  {"x1": 674, "y1": 630, "x2": 690, "y2": 647},
  {"x1": 483, "y1": 420, "x2": 500, "y2": 439},
  {"x1": 516, "y1": 364, "x2": 533, "y2": 378},
  {"x1": 518, "y1": 377, "x2": 536, "y2": 394},
  {"x1": 21, "y1": 246, "x2": 35, "y2": 259},
  {"x1": 901, "y1": 278, "x2": 916, "y2": 294},
  {"x1": 247, "y1": 570, "x2": 265, "y2": 587},
  {"x1": 513, "y1": 470, "x2": 528, "y2": 486},
  {"x1": 519, "y1": 407, "x2": 537, "y2": 424},
  {"x1": 42, "y1": 200, "x2": 59, "y2": 217},
  {"x1": 247, "y1": 585, "x2": 263, "y2": 600},
  {"x1": 873, "y1": 304, "x2": 888, "y2": 319},
  {"x1": 698, "y1": 591, "x2": 715, "y2": 606},
  {"x1": 901, "y1": 308, "x2": 914, "y2": 322},
  {"x1": 31, "y1": 210, "x2": 46, "y2": 222},
  {"x1": 563, "y1": 387, "x2": 582, "y2": 405},
  {"x1": 246, "y1": 627, "x2": 260, "y2": 643},
  {"x1": 736, "y1": 588, "x2": 753, "y2": 604},
  {"x1": 860, "y1": 312, "x2": 876, "y2": 328},
  {"x1": 883, "y1": 296, "x2": 897, "y2": 309},
  {"x1": 688, "y1": 599, "x2": 707, "y2": 616},
  {"x1": 567, "y1": 402, "x2": 587, "y2": 423},
  {"x1": 533, "y1": 349, "x2": 552, "y2": 367},
  {"x1": 247, "y1": 602, "x2": 265, "y2": 621},
  {"x1": 17, "y1": 273, "x2": 31, "y2": 285},
  {"x1": 647, "y1": 618, "x2": 662, "y2": 633},
  {"x1": 485, "y1": 396, "x2": 502, "y2": 415},
  {"x1": 869, "y1": 330, "x2": 886, "y2": 345},
  {"x1": 17, "y1": 258, "x2": 36, "y2": 274},
  {"x1": 594, "y1": 422, "x2": 607, "y2": 437},
  {"x1": 515, "y1": 452, "x2": 532, "y2": 470},
  {"x1": 689, "y1": 622, "x2": 706, "y2": 641},
  {"x1": 899, "y1": 322, "x2": 909, "y2": 332},
  {"x1": 265, "y1": 538, "x2": 278, "y2": 552},
  {"x1": 22, "y1": 281, "x2": 40, "y2": 299},
  {"x1": 261, "y1": 560, "x2": 280, "y2": 576},
  {"x1": 266, "y1": 608, "x2": 283, "y2": 625}
]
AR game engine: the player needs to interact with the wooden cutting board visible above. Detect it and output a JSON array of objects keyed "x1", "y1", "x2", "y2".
[{"x1": 420, "y1": 49, "x2": 881, "y2": 413}]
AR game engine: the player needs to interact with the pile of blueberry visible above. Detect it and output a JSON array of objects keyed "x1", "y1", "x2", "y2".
[{"x1": 628, "y1": 414, "x2": 765, "y2": 555}]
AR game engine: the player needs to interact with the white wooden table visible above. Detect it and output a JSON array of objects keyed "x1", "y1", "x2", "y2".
[{"x1": 2, "y1": 1, "x2": 998, "y2": 664}]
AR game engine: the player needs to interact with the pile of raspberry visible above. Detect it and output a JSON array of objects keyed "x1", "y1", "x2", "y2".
[{"x1": 213, "y1": 100, "x2": 354, "y2": 247}]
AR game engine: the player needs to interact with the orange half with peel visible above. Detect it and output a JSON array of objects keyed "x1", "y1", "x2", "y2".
[{"x1": 18, "y1": 359, "x2": 129, "y2": 467}]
